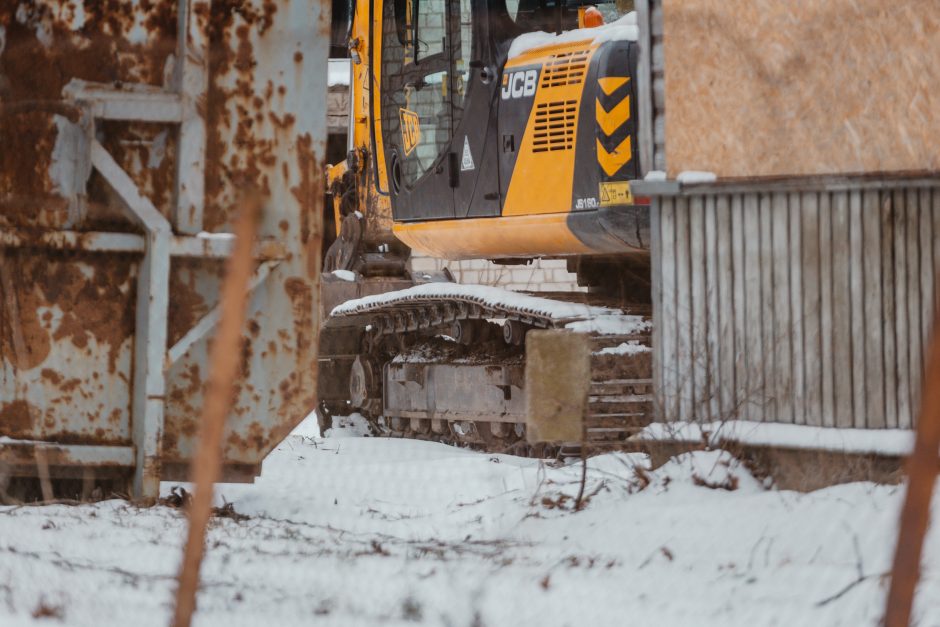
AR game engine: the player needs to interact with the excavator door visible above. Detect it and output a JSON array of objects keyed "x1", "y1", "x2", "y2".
[{"x1": 376, "y1": 0, "x2": 501, "y2": 221}]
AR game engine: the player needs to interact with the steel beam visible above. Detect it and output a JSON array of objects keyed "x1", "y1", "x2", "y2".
[
  {"x1": 90, "y1": 139, "x2": 171, "y2": 500},
  {"x1": 635, "y1": 0, "x2": 654, "y2": 177},
  {"x1": 63, "y1": 79, "x2": 183, "y2": 123},
  {"x1": 173, "y1": 0, "x2": 210, "y2": 234},
  {"x1": 0, "y1": 229, "x2": 145, "y2": 253},
  {"x1": 170, "y1": 234, "x2": 288, "y2": 260},
  {"x1": 0, "y1": 441, "x2": 135, "y2": 470}
]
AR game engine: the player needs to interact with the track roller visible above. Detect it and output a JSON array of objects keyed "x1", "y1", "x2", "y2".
[{"x1": 502, "y1": 320, "x2": 530, "y2": 345}]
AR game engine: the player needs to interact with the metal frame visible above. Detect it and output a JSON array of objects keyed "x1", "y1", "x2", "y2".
[
  {"x1": 635, "y1": 0, "x2": 654, "y2": 178},
  {"x1": 0, "y1": 0, "x2": 284, "y2": 499}
]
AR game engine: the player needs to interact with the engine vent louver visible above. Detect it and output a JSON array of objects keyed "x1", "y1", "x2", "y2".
[
  {"x1": 540, "y1": 50, "x2": 590, "y2": 88},
  {"x1": 532, "y1": 100, "x2": 577, "y2": 152}
]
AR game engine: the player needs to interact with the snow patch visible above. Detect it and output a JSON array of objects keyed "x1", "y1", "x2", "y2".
[
  {"x1": 196, "y1": 231, "x2": 235, "y2": 240},
  {"x1": 644, "y1": 169, "x2": 667, "y2": 181},
  {"x1": 288, "y1": 411, "x2": 321, "y2": 438},
  {"x1": 637, "y1": 420, "x2": 915, "y2": 456},
  {"x1": 595, "y1": 340, "x2": 650, "y2": 356},
  {"x1": 508, "y1": 12, "x2": 638, "y2": 60},
  {"x1": 332, "y1": 282, "x2": 620, "y2": 322},
  {"x1": 325, "y1": 412, "x2": 372, "y2": 438},
  {"x1": 677, "y1": 170, "x2": 718, "y2": 184},
  {"x1": 330, "y1": 269, "x2": 357, "y2": 282},
  {"x1": 644, "y1": 450, "x2": 763, "y2": 494},
  {"x1": 2, "y1": 434, "x2": 939, "y2": 626},
  {"x1": 328, "y1": 58, "x2": 350, "y2": 86},
  {"x1": 566, "y1": 314, "x2": 651, "y2": 335}
]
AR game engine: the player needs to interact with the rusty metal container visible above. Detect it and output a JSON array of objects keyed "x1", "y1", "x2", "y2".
[{"x1": 0, "y1": 0, "x2": 327, "y2": 498}]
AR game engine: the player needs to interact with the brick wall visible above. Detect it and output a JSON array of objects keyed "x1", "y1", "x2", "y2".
[{"x1": 409, "y1": 255, "x2": 585, "y2": 292}]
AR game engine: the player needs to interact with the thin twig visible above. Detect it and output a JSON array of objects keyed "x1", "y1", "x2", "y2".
[{"x1": 816, "y1": 572, "x2": 886, "y2": 607}]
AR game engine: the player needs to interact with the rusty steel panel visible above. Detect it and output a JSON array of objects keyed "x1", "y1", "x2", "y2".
[
  {"x1": 0, "y1": 254, "x2": 137, "y2": 445},
  {"x1": 0, "y1": 0, "x2": 328, "y2": 495}
]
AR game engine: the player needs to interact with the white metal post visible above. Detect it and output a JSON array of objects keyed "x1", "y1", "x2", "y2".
[{"x1": 174, "y1": 0, "x2": 209, "y2": 234}]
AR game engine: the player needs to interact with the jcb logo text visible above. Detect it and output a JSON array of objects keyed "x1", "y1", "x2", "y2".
[{"x1": 501, "y1": 69, "x2": 538, "y2": 100}]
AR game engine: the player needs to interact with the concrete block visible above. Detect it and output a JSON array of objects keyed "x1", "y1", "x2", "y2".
[{"x1": 525, "y1": 330, "x2": 589, "y2": 443}]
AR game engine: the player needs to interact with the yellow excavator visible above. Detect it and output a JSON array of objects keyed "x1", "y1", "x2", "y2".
[{"x1": 319, "y1": 0, "x2": 652, "y2": 452}]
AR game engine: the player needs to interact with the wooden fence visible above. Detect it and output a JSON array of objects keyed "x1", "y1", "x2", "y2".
[{"x1": 651, "y1": 179, "x2": 940, "y2": 428}]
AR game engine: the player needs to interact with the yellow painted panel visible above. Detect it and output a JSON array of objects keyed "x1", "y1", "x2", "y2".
[
  {"x1": 597, "y1": 76, "x2": 629, "y2": 96},
  {"x1": 393, "y1": 214, "x2": 594, "y2": 260},
  {"x1": 370, "y1": 3, "x2": 388, "y2": 193},
  {"x1": 506, "y1": 40, "x2": 595, "y2": 68},
  {"x1": 597, "y1": 135, "x2": 632, "y2": 177},
  {"x1": 596, "y1": 94, "x2": 630, "y2": 136},
  {"x1": 503, "y1": 43, "x2": 600, "y2": 216}
]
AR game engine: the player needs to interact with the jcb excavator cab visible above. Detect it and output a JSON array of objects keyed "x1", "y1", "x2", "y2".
[{"x1": 371, "y1": 0, "x2": 647, "y2": 260}]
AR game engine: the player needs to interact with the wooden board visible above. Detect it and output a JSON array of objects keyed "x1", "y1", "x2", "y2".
[{"x1": 662, "y1": 0, "x2": 940, "y2": 178}]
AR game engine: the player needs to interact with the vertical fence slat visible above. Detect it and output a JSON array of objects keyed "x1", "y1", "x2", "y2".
[
  {"x1": 651, "y1": 196, "x2": 664, "y2": 418},
  {"x1": 882, "y1": 192, "x2": 899, "y2": 428},
  {"x1": 772, "y1": 193, "x2": 793, "y2": 423},
  {"x1": 849, "y1": 190, "x2": 866, "y2": 428},
  {"x1": 689, "y1": 196, "x2": 708, "y2": 420},
  {"x1": 920, "y1": 189, "x2": 935, "y2": 353},
  {"x1": 760, "y1": 193, "x2": 777, "y2": 421},
  {"x1": 831, "y1": 191, "x2": 853, "y2": 428},
  {"x1": 907, "y1": 189, "x2": 923, "y2": 416},
  {"x1": 704, "y1": 196, "x2": 722, "y2": 420},
  {"x1": 935, "y1": 189, "x2": 940, "y2": 316},
  {"x1": 658, "y1": 198, "x2": 677, "y2": 420},
  {"x1": 894, "y1": 190, "x2": 912, "y2": 429},
  {"x1": 675, "y1": 197, "x2": 694, "y2": 420},
  {"x1": 716, "y1": 194, "x2": 735, "y2": 419},
  {"x1": 789, "y1": 193, "x2": 805, "y2": 425},
  {"x1": 732, "y1": 195, "x2": 749, "y2": 420},
  {"x1": 863, "y1": 190, "x2": 886, "y2": 428},
  {"x1": 819, "y1": 192, "x2": 835, "y2": 428},
  {"x1": 801, "y1": 192, "x2": 822, "y2": 426},
  {"x1": 743, "y1": 193, "x2": 764, "y2": 422}
]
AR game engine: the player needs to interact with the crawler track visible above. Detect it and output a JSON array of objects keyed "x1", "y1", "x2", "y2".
[{"x1": 317, "y1": 283, "x2": 653, "y2": 457}]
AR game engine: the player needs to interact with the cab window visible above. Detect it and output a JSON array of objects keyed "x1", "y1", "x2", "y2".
[{"x1": 504, "y1": 0, "x2": 633, "y2": 35}]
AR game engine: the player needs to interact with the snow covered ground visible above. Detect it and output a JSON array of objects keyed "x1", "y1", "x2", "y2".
[{"x1": 1, "y1": 417, "x2": 939, "y2": 627}]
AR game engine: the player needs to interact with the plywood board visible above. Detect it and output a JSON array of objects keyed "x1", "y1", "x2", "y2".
[{"x1": 662, "y1": 0, "x2": 940, "y2": 178}]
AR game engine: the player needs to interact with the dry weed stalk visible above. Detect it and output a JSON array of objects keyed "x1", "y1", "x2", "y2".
[
  {"x1": 884, "y1": 310, "x2": 940, "y2": 627},
  {"x1": 171, "y1": 195, "x2": 261, "y2": 627}
]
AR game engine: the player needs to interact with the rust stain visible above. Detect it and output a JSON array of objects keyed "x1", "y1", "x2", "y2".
[
  {"x1": 283, "y1": 276, "x2": 318, "y2": 413},
  {"x1": 290, "y1": 134, "x2": 324, "y2": 278},
  {"x1": 167, "y1": 258, "x2": 224, "y2": 346},
  {"x1": 0, "y1": 256, "x2": 52, "y2": 371},
  {"x1": 0, "y1": 399, "x2": 37, "y2": 437},
  {"x1": 226, "y1": 420, "x2": 266, "y2": 455},
  {"x1": 165, "y1": 362, "x2": 202, "y2": 454},
  {"x1": 0, "y1": 251, "x2": 135, "y2": 373},
  {"x1": 202, "y1": 0, "x2": 279, "y2": 231},
  {"x1": 0, "y1": 1, "x2": 178, "y2": 228}
]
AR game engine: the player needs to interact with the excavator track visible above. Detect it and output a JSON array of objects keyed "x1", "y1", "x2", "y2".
[{"x1": 317, "y1": 283, "x2": 653, "y2": 457}]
